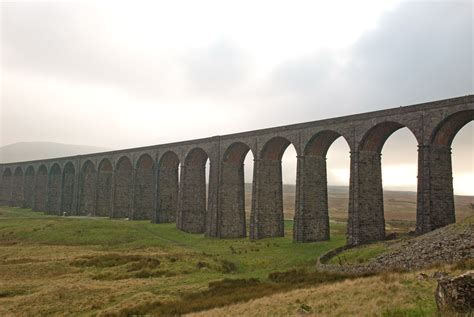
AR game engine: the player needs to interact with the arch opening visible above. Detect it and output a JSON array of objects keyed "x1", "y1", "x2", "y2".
[
  {"x1": 113, "y1": 156, "x2": 133, "y2": 218},
  {"x1": 61, "y1": 162, "x2": 75, "y2": 215},
  {"x1": 133, "y1": 154, "x2": 155, "y2": 220},
  {"x1": 156, "y1": 151, "x2": 180, "y2": 223},
  {"x1": 381, "y1": 128, "x2": 418, "y2": 233},
  {"x1": 451, "y1": 121, "x2": 474, "y2": 221},
  {"x1": 96, "y1": 159, "x2": 113, "y2": 217},
  {"x1": 34, "y1": 165, "x2": 48, "y2": 212},
  {"x1": 219, "y1": 142, "x2": 254, "y2": 238},
  {"x1": 79, "y1": 161, "x2": 96, "y2": 216},
  {"x1": 355, "y1": 122, "x2": 418, "y2": 243}
]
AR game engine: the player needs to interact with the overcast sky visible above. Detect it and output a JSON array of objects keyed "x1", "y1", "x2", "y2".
[{"x1": 1, "y1": 0, "x2": 473, "y2": 194}]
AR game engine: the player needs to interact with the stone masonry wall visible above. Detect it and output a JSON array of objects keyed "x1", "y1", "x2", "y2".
[
  {"x1": 429, "y1": 145, "x2": 455, "y2": 229},
  {"x1": 350, "y1": 151, "x2": 385, "y2": 244},
  {"x1": 113, "y1": 163, "x2": 132, "y2": 218},
  {"x1": 47, "y1": 170, "x2": 62, "y2": 215},
  {"x1": 218, "y1": 161, "x2": 246, "y2": 238},
  {"x1": 250, "y1": 160, "x2": 284, "y2": 239},
  {"x1": 133, "y1": 168, "x2": 155, "y2": 220},
  {"x1": 78, "y1": 165, "x2": 96, "y2": 216},
  {"x1": 11, "y1": 171, "x2": 24, "y2": 207},
  {"x1": 178, "y1": 163, "x2": 207, "y2": 233},
  {"x1": 34, "y1": 169, "x2": 48, "y2": 212},
  {"x1": 132, "y1": 158, "x2": 155, "y2": 220},
  {"x1": 96, "y1": 168, "x2": 112, "y2": 217},
  {"x1": 23, "y1": 168, "x2": 35, "y2": 208},
  {"x1": 61, "y1": 168, "x2": 75, "y2": 214},
  {"x1": 294, "y1": 155, "x2": 330, "y2": 242},
  {"x1": 0, "y1": 173, "x2": 12, "y2": 205},
  {"x1": 156, "y1": 166, "x2": 179, "y2": 223}
]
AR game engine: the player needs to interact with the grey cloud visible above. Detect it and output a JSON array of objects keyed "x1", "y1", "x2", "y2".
[
  {"x1": 347, "y1": 1, "x2": 473, "y2": 109},
  {"x1": 184, "y1": 39, "x2": 251, "y2": 97},
  {"x1": 265, "y1": 1, "x2": 472, "y2": 117},
  {"x1": 1, "y1": 1, "x2": 472, "y2": 180}
]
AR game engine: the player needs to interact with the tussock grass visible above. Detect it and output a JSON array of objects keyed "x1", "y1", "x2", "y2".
[
  {"x1": 1, "y1": 205, "x2": 467, "y2": 316},
  {"x1": 0, "y1": 206, "x2": 345, "y2": 315},
  {"x1": 326, "y1": 242, "x2": 388, "y2": 265}
]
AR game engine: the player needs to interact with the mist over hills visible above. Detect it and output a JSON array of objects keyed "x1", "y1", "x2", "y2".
[{"x1": 0, "y1": 142, "x2": 111, "y2": 163}]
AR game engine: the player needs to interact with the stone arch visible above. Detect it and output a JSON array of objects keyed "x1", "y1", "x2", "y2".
[
  {"x1": 430, "y1": 110, "x2": 474, "y2": 147},
  {"x1": 305, "y1": 130, "x2": 350, "y2": 157},
  {"x1": 156, "y1": 151, "x2": 180, "y2": 223},
  {"x1": 132, "y1": 154, "x2": 155, "y2": 220},
  {"x1": 78, "y1": 160, "x2": 96, "y2": 216},
  {"x1": 218, "y1": 142, "x2": 253, "y2": 238},
  {"x1": 294, "y1": 131, "x2": 352, "y2": 242},
  {"x1": 23, "y1": 166, "x2": 35, "y2": 208},
  {"x1": 422, "y1": 110, "x2": 474, "y2": 230},
  {"x1": 177, "y1": 147, "x2": 210, "y2": 233},
  {"x1": 260, "y1": 136, "x2": 293, "y2": 161},
  {"x1": 96, "y1": 159, "x2": 113, "y2": 217},
  {"x1": 34, "y1": 165, "x2": 48, "y2": 212},
  {"x1": 113, "y1": 156, "x2": 133, "y2": 218},
  {"x1": 350, "y1": 122, "x2": 419, "y2": 244},
  {"x1": 12, "y1": 167, "x2": 24, "y2": 207},
  {"x1": 252, "y1": 136, "x2": 295, "y2": 239},
  {"x1": 61, "y1": 162, "x2": 76, "y2": 214},
  {"x1": 359, "y1": 121, "x2": 417, "y2": 153},
  {"x1": 47, "y1": 164, "x2": 62, "y2": 214},
  {"x1": 1, "y1": 168, "x2": 13, "y2": 205}
]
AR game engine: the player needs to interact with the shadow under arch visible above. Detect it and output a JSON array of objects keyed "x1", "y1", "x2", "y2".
[
  {"x1": 61, "y1": 162, "x2": 76, "y2": 215},
  {"x1": 177, "y1": 147, "x2": 210, "y2": 234},
  {"x1": 78, "y1": 160, "x2": 96, "y2": 216},
  {"x1": 113, "y1": 156, "x2": 133, "y2": 218},
  {"x1": 219, "y1": 142, "x2": 254, "y2": 238},
  {"x1": 34, "y1": 165, "x2": 48, "y2": 212},
  {"x1": 156, "y1": 151, "x2": 181, "y2": 223},
  {"x1": 24, "y1": 166, "x2": 35, "y2": 209},
  {"x1": 47, "y1": 163, "x2": 62, "y2": 215},
  {"x1": 133, "y1": 154, "x2": 155, "y2": 220},
  {"x1": 294, "y1": 130, "x2": 352, "y2": 242},
  {"x1": 96, "y1": 158, "x2": 113, "y2": 217}
]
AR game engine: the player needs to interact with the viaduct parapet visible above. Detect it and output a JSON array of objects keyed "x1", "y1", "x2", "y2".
[{"x1": 1, "y1": 95, "x2": 473, "y2": 245}]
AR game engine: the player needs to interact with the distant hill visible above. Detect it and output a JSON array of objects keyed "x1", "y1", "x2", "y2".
[
  {"x1": 243, "y1": 183, "x2": 472, "y2": 224},
  {"x1": 0, "y1": 142, "x2": 111, "y2": 163}
]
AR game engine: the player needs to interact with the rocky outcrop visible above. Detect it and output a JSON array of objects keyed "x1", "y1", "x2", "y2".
[
  {"x1": 435, "y1": 271, "x2": 474, "y2": 315},
  {"x1": 318, "y1": 221, "x2": 474, "y2": 274}
]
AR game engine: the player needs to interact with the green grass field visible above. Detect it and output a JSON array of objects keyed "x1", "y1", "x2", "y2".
[{"x1": 0, "y1": 206, "x2": 347, "y2": 315}]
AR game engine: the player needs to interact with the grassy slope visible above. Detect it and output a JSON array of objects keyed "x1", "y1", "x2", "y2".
[
  {"x1": 189, "y1": 268, "x2": 447, "y2": 317},
  {"x1": 0, "y1": 206, "x2": 345, "y2": 315},
  {"x1": 1, "y1": 206, "x2": 471, "y2": 316}
]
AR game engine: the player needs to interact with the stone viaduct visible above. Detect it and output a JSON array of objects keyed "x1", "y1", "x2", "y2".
[{"x1": 0, "y1": 95, "x2": 472, "y2": 245}]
